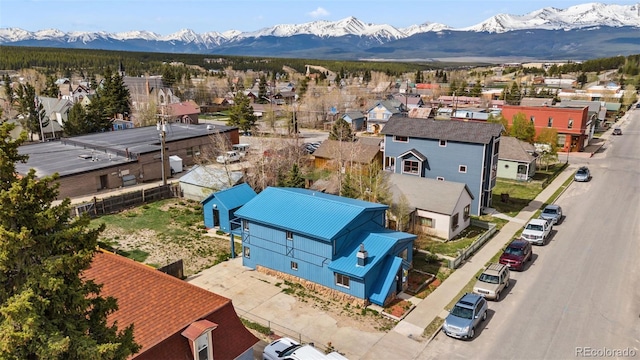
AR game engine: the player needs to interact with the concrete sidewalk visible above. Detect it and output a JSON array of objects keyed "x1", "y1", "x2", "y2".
[{"x1": 360, "y1": 165, "x2": 577, "y2": 360}]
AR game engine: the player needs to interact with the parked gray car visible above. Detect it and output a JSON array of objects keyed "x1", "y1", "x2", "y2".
[
  {"x1": 442, "y1": 293, "x2": 488, "y2": 340},
  {"x1": 574, "y1": 166, "x2": 591, "y2": 182},
  {"x1": 540, "y1": 204, "x2": 563, "y2": 225}
]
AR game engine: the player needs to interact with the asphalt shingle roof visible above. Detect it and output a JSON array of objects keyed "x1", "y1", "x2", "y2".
[
  {"x1": 381, "y1": 118, "x2": 503, "y2": 144},
  {"x1": 388, "y1": 173, "x2": 473, "y2": 215},
  {"x1": 499, "y1": 136, "x2": 537, "y2": 163}
]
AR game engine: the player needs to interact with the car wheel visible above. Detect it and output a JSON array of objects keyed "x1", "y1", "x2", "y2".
[
  {"x1": 505, "y1": 279, "x2": 510, "y2": 288},
  {"x1": 482, "y1": 311, "x2": 487, "y2": 321},
  {"x1": 469, "y1": 328, "x2": 475, "y2": 339},
  {"x1": 495, "y1": 292, "x2": 500, "y2": 301}
]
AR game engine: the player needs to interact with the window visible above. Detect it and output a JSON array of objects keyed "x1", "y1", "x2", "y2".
[
  {"x1": 399, "y1": 248, "x2": 408, "y2": 260},
  {"x1": 494, "y1": 141, "x2": 500, "y2": 154},
  {"x1": 530, "y1": 115, "x2": 535, "y2": 123},
  {"x1": 459, "y1": 165, "x2": 467, "y2": 173},
  {"x1": 242, "y1": 219, "x2": 249, "y2": 231},
  {"x1": 452, "y1": 213, "x2": 459, "y2": 231},
  {"x1": 568, "y1": 119, "x2": 574, "y2": 129},
  {"x1": 437, "y1": 176, "x2": 445, "y2": 181},
  {"x1": 195, "y1": 333, "x2": 212, "y2": 360},
  {"x1": 464, "y1": 205, "x2": 470, "y2": 220},
  {"x1": 336, "y1": 273, "x2": 350, "y2": 288},
  {"x1": 384, "y1": 157, "x2": 395, "y2": 171},
  {"x1": 291, "y1": 261, "x2": 298, "y2": 271},
  {"x1": 548, "y1": 117, "x2": 553, "y2": 127},
  {"x1": 420, "y1": 217, "x2": 434, "y2": 228},
  {"x1": 243, "y1": 246, "x2": 250, "y2": 258},
  {"x1": 557, "y1": 134, "x2": 566, "y2": 148},
  {"x1": 286, "y1": 231, "x2": 293, "y2": 240},
  {"x1": 187, "y1": 147, "x2": 193, "y2": 156},
  {"x1": 439, "y1": 139, "x2": 447, "y2": 147},
  {"x1": 394, "y1": 135, "x2": 408, "y2": 142},
  {"x1": 403, "y1": 160, "x2": 419, "y2": 174}
]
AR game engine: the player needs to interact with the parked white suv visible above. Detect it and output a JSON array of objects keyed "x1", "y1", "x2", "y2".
[
  {"x1": 216, "y1": 150, "x2": 241, "y2": 164},
  {"x1": 263, "y1": 337, "x2": 348, "y2": 360}
]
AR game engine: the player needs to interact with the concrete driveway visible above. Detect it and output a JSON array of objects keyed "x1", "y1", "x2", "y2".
[{"x1": 186, "y1": 258, "x2": 387, "y2": 360}]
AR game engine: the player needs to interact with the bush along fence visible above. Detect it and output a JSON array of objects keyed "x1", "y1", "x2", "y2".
[
  {"x1": 448, "y1": 220, "x2": 498, "y2": 269},
  {"x1": 70, "y1": 183, "x2": 182, "y2": 218}
]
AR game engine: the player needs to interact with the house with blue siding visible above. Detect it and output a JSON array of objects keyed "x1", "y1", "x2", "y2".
[
  {"x1": 381, "y1": 118, "x2": 503, "y2": 216},
  {"x1": 340, "y1": 111, "x2": 366, "y2": 131},
  {"x1": 201, "y1": 183, "x2": 257, "y2": 232},
  {"x1": 233, "y1": 187, "x2": 416, "y2": 307}
]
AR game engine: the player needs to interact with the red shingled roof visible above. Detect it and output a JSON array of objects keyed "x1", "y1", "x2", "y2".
[{"x1": 84, "y1": 251, "x2": 258, "y2": 359}]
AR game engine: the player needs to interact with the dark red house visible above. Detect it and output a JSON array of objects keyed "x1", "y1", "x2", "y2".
[{"x1": 501, "y1": 105, "x2": 590, "y2": 152}]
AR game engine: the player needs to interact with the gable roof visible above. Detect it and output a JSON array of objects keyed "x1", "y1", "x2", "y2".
[
  {"x1": 166, "y1": 101, "x2": 200, "y2": 117},
  {"x1": 399, "y1": 148, "x2": 427, "y2": 162},
  {"x1": 381, "y1": 117, "x2": 503, "y2": 144},
  {"x1": 388, "y1": 173, "x2": 473, "y2": 215},
  {"x1": 201, "y1": 183, "x2": 257, "y2": 208},
  {"x1": 181, "y1": 165, "x2": 244, "y2": 190},
  {"x1": 498, "y1": 136, "x2": 537, "y2": 163},
  {"x1": 312, "y1": 139, "x2": 380, "y2": 164},
  {"x1": 328, "y1": 230, "x2": 414, "y2": 278},
  {"x1": 234, "y1": 187, "x2": 387, "y2": 241},
  {"x1": 341, "y1": 111, "x2": 365, "y2": 121},
  {"x1": 83, "y1": 251, "x2": 258, "y2": 359}
]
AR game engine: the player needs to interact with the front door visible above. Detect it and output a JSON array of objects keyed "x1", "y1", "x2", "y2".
[
  {"x1": 99, "y1": 175, "x2": 107, "y2": 190},
  {"x1": 213, "y1": 209, "x2": 220, "y2": 227}
]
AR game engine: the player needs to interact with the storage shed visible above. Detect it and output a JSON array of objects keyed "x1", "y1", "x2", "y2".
[
  {"x1": 201, "y1": 183, "x2": 257, "y2": 232},
  {"x1": 169, "y1": 155, "x2": 183, "y2": 174}
]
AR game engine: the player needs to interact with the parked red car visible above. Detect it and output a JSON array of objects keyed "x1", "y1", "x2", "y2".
[{"x1": 499, "y1": 239, "x2": 532, "y2": 271}]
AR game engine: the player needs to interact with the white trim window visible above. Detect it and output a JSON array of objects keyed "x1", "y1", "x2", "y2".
[
  {"x1": 393, "y1": 135, "x2": 408, "y2": 142},
  {"x1": 336, "y1": 273, "x2": 350, "y2": 288},
  {"x1": 195, "y1": 332, "x2": 213, "y2": 360},
  {"x1": 437, "y1": 176, "x2": 445, "y2": 181},
  {"x1": 403, "y1": 160, "x2": 419, "y2": 175}
]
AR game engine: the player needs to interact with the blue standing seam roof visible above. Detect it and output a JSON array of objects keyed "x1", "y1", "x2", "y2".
[
  {"x1": 369, "y1": 256, "x2": 403, "y2": 306},
  {"x1": 234, "y1": 187, "x2": 388, "y2": 241},
  {"x1": 328, "y1": 231, "x2": 414, "y2": 278},
  {"x1": 201, "y1": 183, "x2": 257, "y2": 210}
]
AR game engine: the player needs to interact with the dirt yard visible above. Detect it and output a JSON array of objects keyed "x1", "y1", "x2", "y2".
[{"x1": 94, "y1": 199, "x2": 234, "y2": 276}]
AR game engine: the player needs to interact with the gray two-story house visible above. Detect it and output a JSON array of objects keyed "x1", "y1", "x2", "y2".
[{"x1": 381, "y1": 118, "x2": 503, "y2": 216}]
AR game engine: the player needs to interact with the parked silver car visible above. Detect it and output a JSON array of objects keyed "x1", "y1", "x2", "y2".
[
  {"x1": 574, "y1": 166, "x2": 591, "y2": 182},
  {"x1": 540, "y1": 204, "x2": 563, "y2": 225},
  {"x1": 442, "y1": 293, "x2": 488, "y2": 340}
]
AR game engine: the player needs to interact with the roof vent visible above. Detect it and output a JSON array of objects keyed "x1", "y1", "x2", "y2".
[{"x1": 357, "y1": 243, "x2": 368, "y2": 267}]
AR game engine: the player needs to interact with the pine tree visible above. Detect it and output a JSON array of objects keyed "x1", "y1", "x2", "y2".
[
  {"x1": 63, "y1": 102, "x2": 88, "y2": 136},
  {"x1": 328, "y1": 118, "x2": 354, "y2": 142},
  {"x1": 340, "y1": 172, "x2": 358, "y2": 198},
  {"x1": 0, "y1": 122, "x2": 140, "y2": 359},
  {"x1": 228, "y1": 92, "x2": 257, "y2": 134},
  {"x1": 258, "y1": 75, "x2": 268, "y2": 104},
  {"x1": 284, "y1": 163, "x2": 305, "y2": 188}
]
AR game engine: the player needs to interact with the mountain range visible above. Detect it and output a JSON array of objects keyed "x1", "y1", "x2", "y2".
[{"x1": 1, "y1": 2, "x2": 640, "y2": 61}]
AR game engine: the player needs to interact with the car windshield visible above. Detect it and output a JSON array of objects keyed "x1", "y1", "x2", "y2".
[
  {"x1": 543, "y1": 208, "x2": 557, "y2": 214},
  {"x1": 479, "y1": 273, "x2": 499, "y2": 284},
  {"x1": 451, "y1": 305, "x2": 473, "y2": 319},
  {"x1": 577, "y1": 169, "x2": 587, "y2": 175},
  {"x1": 505, "y1": 246, "x2": 523, "y2": 256},
  {"x1": 279, "y1": 344, "x2": 303, "y2": 356},
  {"x1": 526, "y1": 224, "x2": 543, "y2": 231}
]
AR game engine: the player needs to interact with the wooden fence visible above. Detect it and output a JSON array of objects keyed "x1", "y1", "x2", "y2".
[
  {"x1": 71, "y1": 183, "x2": 182, "y2": 218},
  {"x1": 448, "y1": 220, "x2": 498, "y2": 269}
]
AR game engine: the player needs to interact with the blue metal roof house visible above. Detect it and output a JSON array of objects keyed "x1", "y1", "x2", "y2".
[
  {"x1": 201, "y1": 183, "x2": 257, "y2": 233},
  {"x1": 233, "y1": 187, "x2": 416, "y2": 307}
]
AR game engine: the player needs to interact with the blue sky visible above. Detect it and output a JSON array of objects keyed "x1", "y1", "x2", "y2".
[{"x1": 1, "y1": 0, "x2": 637, "y2": 34}]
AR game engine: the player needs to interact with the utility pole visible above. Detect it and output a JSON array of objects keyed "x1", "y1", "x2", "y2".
[{"x1": 157, "y1": 111, "x2": 167, "y2": 186}]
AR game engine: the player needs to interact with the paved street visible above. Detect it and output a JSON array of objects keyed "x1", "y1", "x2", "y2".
[{"x1": 421, "y1": 110, "x2": 640, "y2": 359}]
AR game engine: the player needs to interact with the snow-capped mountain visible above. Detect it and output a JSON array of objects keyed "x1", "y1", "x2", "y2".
[
  {"x1": 1, "y1": 3, "x2": 639, "y2": 60},
  {"x1": 464, "y1": 2, "x2": 640, "y2": 33}
]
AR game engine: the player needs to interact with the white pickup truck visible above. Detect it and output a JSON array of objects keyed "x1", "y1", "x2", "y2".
[{"x1": 520, "y1": 218, "x2": 552, "y2": 245}]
